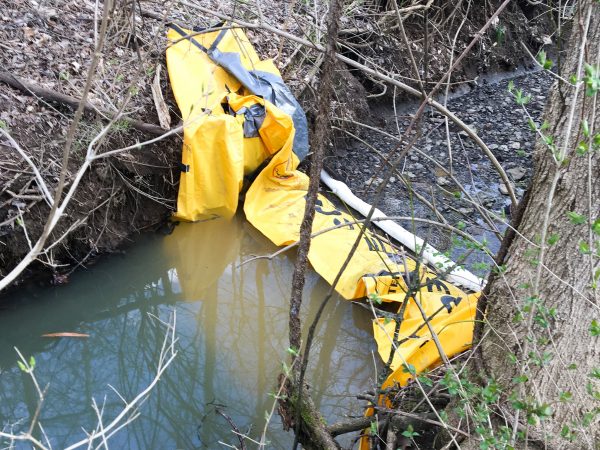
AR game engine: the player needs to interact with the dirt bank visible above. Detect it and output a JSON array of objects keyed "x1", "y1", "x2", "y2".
[{"x1": 0, "y1": 0, "x2": 556, "y2": 289}]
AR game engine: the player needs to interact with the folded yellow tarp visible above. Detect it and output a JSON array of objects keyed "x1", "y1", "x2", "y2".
[{"x1": 166, "y1": 24, "x2": 478, "y2": 445}]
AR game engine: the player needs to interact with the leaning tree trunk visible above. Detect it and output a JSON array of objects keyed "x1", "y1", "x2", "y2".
[{"x1": 475, "y1": 1, "x2": 600, "y2": 449}]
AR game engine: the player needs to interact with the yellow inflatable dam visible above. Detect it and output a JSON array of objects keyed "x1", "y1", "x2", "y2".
[{"x1": 166, "y1": 23, "x2": 478, "y2": 448}]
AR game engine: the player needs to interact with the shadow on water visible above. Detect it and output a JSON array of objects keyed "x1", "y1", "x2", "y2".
[{"x1": 0, "y1": 216, "x2": 375, "y2": 449}]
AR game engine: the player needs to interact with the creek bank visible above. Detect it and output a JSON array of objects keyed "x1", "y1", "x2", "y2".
[{"x1": 325, "y1": 69, "x2": 552, "y2": 273}]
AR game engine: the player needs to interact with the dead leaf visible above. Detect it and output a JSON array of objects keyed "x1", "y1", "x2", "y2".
[{"x1": 42, "y1": 332, "x2": 90, "y2": 338}]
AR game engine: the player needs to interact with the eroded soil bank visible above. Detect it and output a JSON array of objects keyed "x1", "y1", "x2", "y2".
[{"x1": 0, "y1": 0, "x2": 556, "y2": 288}]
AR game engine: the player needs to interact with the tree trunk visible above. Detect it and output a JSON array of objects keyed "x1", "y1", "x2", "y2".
[{"x1": 477, "y1": 1, "x2": 600, "y2": 448}]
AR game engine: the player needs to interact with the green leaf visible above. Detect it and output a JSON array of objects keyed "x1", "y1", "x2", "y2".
[
  {"x1": 401, "y1": 424, "x2": 420, "y2": 438},
  {"x1": 286, "y1": 346, "x2": 299, "y2": 357},
  {"x1": 579, "y1": 241, "x2": 591, "y2": 254},
  {"x1": 370, "y1": 421, "x2": 377, "y2": 435},
  {"x1": 591, "y1": 319, "x2": 600, "y2": 337},
  {"x1": 29, "y1": 356, "x2": 35, "y2": 369},
  {"x1": 582, "y1": 119, "x2": 590, "y2": 138},
  {"x1": 514, "y1": 89, "x2": 531, "y2": 105},
  {"x1": 402, "y1": 363, "x2": 416, "y2": 375},
  {"x1": 536, "y1": 50, "x2": 553, "y2": 70},
  {"x1": 547, "y1": 234, "x2": 559, "y2": 245},
  {"x1": 567, "y1": 211, "x2": 586, "y2": 224},
  {"x1": 507, "y1": 80, "x2": 514, "y2": 93},
  {"x1": 583, "y1": 63, "x2": 600, "y2": 96},
  {"x1": 589, "y1": 368, "x2": 600, "y2": 380},
  {"x1": 582, "y1": 409, "x2": 599, "y2": 426},
  {"x1": 592, "y1": 219, "x2": 600, "y2": 236},
  {"x1": 537, "y1": 404, "x2": 553, "y2": 418},
  {"x1": 418, "y1": 375, "x2": 433, "y2": 387},
  {"x1": 536, "y1": 50, "x2": 547, "y2": 66},
  {"x1": 561, "y1": 425, "x2": 575, "y2": 440},
  {"x1": 513, "y1": 374, "x2": 529, "y2": 384},
  {"x1": 559, "y1": 391, "x2": 573, "y2": 402},
  {"x1": 577, "y1": 141, "x2": 589, "y2": 155},
  {"x1": 368, "y1": 293, "x2": 382, "y2": 305},
  {"x1": 17, "y1": 361, "x2": 27, "y2": 372}
]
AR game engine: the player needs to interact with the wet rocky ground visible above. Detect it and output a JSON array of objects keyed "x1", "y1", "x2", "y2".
[{"x1": 325, "y1": 69, "x2": 553, "y2": 274}]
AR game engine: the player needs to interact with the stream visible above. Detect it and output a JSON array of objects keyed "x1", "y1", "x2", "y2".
[{"x1": 0, "y1": 217, "x2": 375, "y2": 449}]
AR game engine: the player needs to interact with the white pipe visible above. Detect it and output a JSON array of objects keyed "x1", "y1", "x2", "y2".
[{"x1": 320, "y1": 170, "x2": 485, "y2": 292}]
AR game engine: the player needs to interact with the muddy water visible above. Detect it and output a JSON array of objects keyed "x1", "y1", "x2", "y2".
[{"x1": 0, "y1": 217, "x2": 375, "y2": 449}]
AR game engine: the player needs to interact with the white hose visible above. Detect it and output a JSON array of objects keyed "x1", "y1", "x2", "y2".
[{"x1": 320, "y1": 170, "x2": 485, "y2": 292}]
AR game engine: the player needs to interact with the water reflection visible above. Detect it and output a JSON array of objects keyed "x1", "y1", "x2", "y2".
[{"x1": 0, "y1": 216, "x2": 375, "y2": 449}]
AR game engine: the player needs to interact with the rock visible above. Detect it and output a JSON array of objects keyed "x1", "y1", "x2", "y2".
[
  {"x1": 458, "y1": 207, "x2": 474, "y2": 215},
  {"x1": 510, "y1": 141, "x2": 521, "y2": 150},
  {"x1": 458, "y1": 126, "x2": 477, "y2": 137},
  {"x1": 498, "y1": 182, "x2": 514, "y2": 195},
  {"x1": 437, "y1": 177, "x2": 452, "y2": 187},
  {"x1": 507, "y1": 166, "x2": 526, "y2": 181},
  {"x1": 488, "y1": 143, "x2": 499, "y2": 150}
]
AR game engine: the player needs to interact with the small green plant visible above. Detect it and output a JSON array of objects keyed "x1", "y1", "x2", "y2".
[
  {"x1": 17, "y1": 355, "x2": 35, "y2": 373},
  {"x1": 536, "y1": 50, "x2": 554, "y2": 70},
  {"x1": 495, "y1": 25, "x2": 506, "y2": 45},
  {"x1": 583, "y1": 63, "x2": 599, "y2": 96},
  {"x1": 368, "y1": 292, "x2": 383, "y2": 305},
  {"x1": 401, "y1": 424, "x2": 420, "y2": 438}
]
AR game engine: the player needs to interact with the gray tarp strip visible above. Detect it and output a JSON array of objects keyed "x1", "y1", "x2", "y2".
[
  {"x1": 208, "y1": 48, "x2": 309, "y2": 160},
  {"x1": 235, "y1": 103, "x2": 266, "y2": 138}
]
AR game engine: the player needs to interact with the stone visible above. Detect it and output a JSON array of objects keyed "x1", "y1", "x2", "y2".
[
  {"x1": 510, "y1": 141, "x2": 521, "y2": 150},
  {"x1": 437, "y1": 176, "x2": 452, "y2": 187},
  {"x1": 498, "y1": 182, "x2": 514, "y2": 195},
  {"x1": 507, "y1": 166, "x2": 526, "y2": 181}
]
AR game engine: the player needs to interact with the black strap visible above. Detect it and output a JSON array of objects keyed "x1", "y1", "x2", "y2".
[
  {"x1": 192, "y1": 20, "x2": 226, "y2": 33},
  {"x1": 178, "y1": 162, "x2": 190, "y2": 173},
  {"x1": 209, "y1": 27, "x2": 228, "y2": 52},
  {"x1": 168, "y1": 23, "x2": 209, "y2": 53}
]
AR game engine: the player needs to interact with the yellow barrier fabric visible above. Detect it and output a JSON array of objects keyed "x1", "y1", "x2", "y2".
[
  {"x1": 166, "y1": 24, "x2": 306, "y2": 221},
  {"x1": 166, "y1": 24, "x2": 478, "y2": 446}
]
